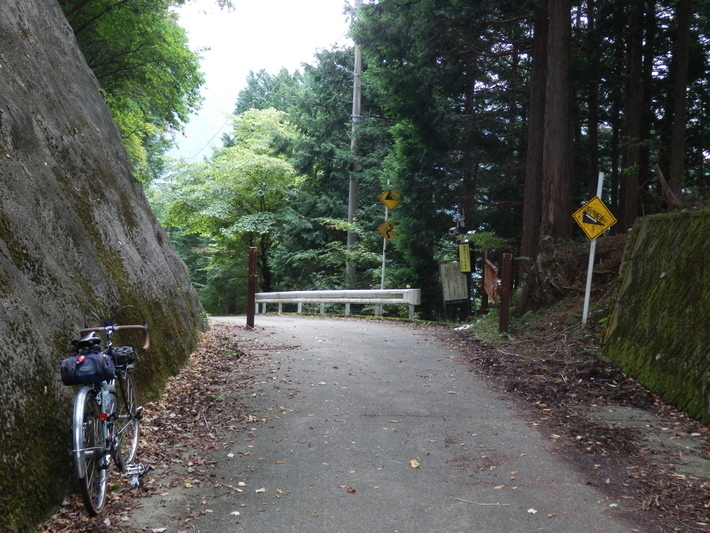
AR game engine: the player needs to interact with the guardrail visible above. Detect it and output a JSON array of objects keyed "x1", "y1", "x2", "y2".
[{"x1": 255, "y1": 289, "x2": 421, "y2": 319}]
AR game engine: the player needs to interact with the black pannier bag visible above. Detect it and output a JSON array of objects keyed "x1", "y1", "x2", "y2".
[
  {"x1": 60, "y1": 352, "x2": 115, "y2": 386},
  {"x1": 110, "y1": 346, "x2": 136, "y2": 366}
]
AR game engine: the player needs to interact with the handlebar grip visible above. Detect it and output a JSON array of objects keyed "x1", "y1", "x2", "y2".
[{"x1": 116, "y1": 324, "x2": 150, "y2": 350}]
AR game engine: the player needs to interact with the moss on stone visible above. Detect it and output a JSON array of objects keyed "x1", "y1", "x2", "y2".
[{"x1": 603, "y1": 210, "x2": 710, "y2": 425}]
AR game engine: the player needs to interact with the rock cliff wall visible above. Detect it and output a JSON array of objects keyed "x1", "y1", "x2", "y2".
[
  {"x1": 0, "y1": 1, "x2": 205, "y2": 530},
  {"x1": 604, "y1": 210, "x2": 710, "y2": 425}
]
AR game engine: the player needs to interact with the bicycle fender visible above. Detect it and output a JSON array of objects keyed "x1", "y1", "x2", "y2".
[{"x1": 72, "y1": 386, "x2": 93, "y2": 479}]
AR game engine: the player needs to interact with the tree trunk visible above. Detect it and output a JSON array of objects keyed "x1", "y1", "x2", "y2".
[
  {"x1": 541, "y1": 0, "x2": 573, "y2": 239},
  {"x1": 639, "y1": 1, "x2": 656, "y2": 215},
  {"x1": 517, "y1": 2, "x2": 548, "y2": 313},
  {"x1": 520, "y1": 3, "x2": 548, "y2": 262},
  {"x1": 669, "y1": 0, "x2": 690, "y2": 200},
  {"x1": 586, "y1": 0, "x2": 599, "y2": 199},
  {"x1": 620, "y1": 0, "x2": 645, "y2": 230}
]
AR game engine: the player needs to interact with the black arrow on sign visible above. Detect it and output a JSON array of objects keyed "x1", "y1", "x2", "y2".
[{"x1": 583, "y1": 211, "x2": 604, "y2": 226}]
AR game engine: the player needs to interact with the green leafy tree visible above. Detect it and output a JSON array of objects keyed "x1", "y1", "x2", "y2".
[
  {"x1": 233, "y1": 49, "x2": 394, "y2": 292},
  {"x1": 156, "y1": 109, "x2": 303, "y2": 311},
  {"x1": 58, "y1": 0, "x2": 210, "y2": 183}
]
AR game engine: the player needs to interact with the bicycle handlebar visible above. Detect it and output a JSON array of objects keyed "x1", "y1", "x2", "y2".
[{"x1": 78, "y1": 324, "x2": 150, "y2": 350}]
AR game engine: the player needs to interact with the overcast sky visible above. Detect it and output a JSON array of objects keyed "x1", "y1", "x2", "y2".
[{"x1": 171, "y1": 0, "x2": 353, "y2": 160}]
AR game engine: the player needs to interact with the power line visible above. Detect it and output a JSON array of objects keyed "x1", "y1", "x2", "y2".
[{"x1": 181, "y1": 116, "x2": 232, "y2": 162}]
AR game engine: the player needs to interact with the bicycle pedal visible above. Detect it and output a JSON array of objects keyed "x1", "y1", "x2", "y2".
[
  {"x1": 125, "y1": 462, "x2": 146, "y2": 487},
  {"x1": 134, "y1": 405, "x2": 144, "y2": 419}
]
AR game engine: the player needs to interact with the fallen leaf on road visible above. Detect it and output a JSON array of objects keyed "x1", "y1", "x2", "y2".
[
  {"x1": 255, "y1": 487, "x2": 266, "y2": 493},
  {"x1": 494, "y1": 485, "x2": 506, "y2": 490},
  {"x1": 528, "y1": 508, "x2": 538, "y2": 514},
  {"x1": 346, "y1": 487, "x2": 356, "y2": 493},
  {"x1": 410, "y1": 459, "x2": 420, "y2": 468},
  {"x1": 230, "y1": 511, "x2": 240, "y2": 516}
]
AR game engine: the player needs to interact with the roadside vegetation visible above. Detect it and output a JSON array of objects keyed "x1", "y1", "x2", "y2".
[{"x1": 61, "y1": 0, "x2": 710, "y2": 319}]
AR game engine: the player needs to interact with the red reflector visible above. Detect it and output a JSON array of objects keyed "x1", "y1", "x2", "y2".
[
  {"x1": 77, "y1": 355, "x2": 85, "y2": 363},
  {"x1": 99, "y1": 413, "x2": 109, "y2": 421}
]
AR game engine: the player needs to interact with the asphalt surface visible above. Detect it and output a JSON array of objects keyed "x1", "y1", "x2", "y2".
[{"x1": 130, "y1": 316, "x2": 640, "y2": 533}]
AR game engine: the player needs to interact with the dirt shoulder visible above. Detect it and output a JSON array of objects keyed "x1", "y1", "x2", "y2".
[{"x1": 441, "y1": 296, "x2": 710, "y2": 533}]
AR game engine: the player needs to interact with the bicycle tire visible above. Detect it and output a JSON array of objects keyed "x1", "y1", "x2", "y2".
[
  {"x1": 115, "y1": 371, "x2": 139, "y2": 465},
  {"x1": 73, "y1": 387, "x2": 108, "y2": 516}
]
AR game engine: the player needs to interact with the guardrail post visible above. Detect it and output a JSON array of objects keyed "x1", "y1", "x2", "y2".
[{"x1": 246, "y1": 247, "x2": 257, "y2": 328}]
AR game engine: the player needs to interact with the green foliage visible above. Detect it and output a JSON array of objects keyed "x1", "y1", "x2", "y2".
[
  {"x1": 153, "y1": 109, "x2": 305, "y2": 311},
  {"x1": 59, "y1": 0, "x2": 710, "y2": 318},
  {"x1": 58, "y1": 0, "x2": 208, "y2": 183},
  {"x1": 154, "y1": 1, "x2": 710, "y2": 320},
  {"x1": 462, "y1": 232, "x2": 512, "y2": 253}
]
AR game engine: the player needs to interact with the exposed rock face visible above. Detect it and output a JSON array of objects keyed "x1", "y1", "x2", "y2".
[
  {"x1": 604, "y1": 210, "x2": 710, "y2": 425},
  {"x1": 0, "y1": 1, "x2": 204, "y2": 529}
]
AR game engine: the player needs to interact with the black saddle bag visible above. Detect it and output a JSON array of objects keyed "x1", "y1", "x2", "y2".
[{"x1": 60, "y1": 352, "x2": 115, "y2": 386}]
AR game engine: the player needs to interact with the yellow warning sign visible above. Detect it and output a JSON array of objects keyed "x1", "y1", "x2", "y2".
[
  {"x1": 377, "y1": 220, "x2": 396, "y2": 241},
  {"x1": 572, "y1": 196, "x2": 617, "y2": 240},
  {"x1": 379, "y1": 190, "x2": 402, "y2": 210}
]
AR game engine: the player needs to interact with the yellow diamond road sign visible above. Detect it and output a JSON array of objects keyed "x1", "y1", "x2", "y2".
[
  {"x1": 377, "y1": 220, "x2": 396, "y2": 241},
  {"x1": 572, "y1": 196, "x2": 617, "y2": 240},
  {"x1": 379, "y1": 189, "x2": 402, "y2": 210}
]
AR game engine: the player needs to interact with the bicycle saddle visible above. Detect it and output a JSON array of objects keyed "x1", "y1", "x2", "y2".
[{"x1": 72, "y1": 331, "x2": 101, "y2": 349}]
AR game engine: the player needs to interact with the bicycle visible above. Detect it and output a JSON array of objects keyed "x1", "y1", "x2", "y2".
[{"x1": 60, "y1": 308, "x2": 150, "y2": 516}]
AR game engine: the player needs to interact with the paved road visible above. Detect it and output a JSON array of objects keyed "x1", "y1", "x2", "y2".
[{"x1": 132, "y1": 316, "x2": 639, "y2": 533}]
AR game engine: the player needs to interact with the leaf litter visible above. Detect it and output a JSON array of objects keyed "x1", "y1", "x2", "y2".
[
  {"x1": 429, "y1": 293, "x2": 710, "y2": 533},
  {"x1": 35, "y1": 323, "x2": 270, "y2": 533},
  {"x1": 35, "y1": 315, "x2": 709, "y2": 533}
]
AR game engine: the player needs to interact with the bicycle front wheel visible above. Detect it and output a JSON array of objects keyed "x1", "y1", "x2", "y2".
[
  {"x1": 115, "y1": 371, "x2": 139, "y2": 465},
  {"x1": 72, "y1": 387, "x2": 108, "y2": 516}
]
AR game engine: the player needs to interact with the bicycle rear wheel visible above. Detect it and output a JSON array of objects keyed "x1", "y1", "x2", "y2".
[
  {"x1": 115, "y1": 371, "x2": 139, "y2": 464},
  {"x1": 72, "y1": 388, "x2": 108, "y2": 516}
]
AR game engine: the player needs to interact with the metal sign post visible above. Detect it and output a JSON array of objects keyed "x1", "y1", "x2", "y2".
[
  {"x1": 378, "y1": 188, "x2": 401, "y2": 296},
  {"x1": 574, "y1": 173, "x2": 617, "y2": 326}
]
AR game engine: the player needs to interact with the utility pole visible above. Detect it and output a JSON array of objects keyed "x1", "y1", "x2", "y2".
[{"x1": 345, "y1": 0, "x2": 362, "y2": 287}]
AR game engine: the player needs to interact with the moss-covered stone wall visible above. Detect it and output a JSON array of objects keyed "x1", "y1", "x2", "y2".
[
  {"x1": 0, "y1": 1, "x2": 205, "y2": 531},
  {"x1": 603, "y1": 210, "x2": 710, "y2": 425}
]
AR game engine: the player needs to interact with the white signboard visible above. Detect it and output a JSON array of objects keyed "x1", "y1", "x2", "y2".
[{"x1": 440, "y1": 262, "x2": 468, "y2": 302}]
